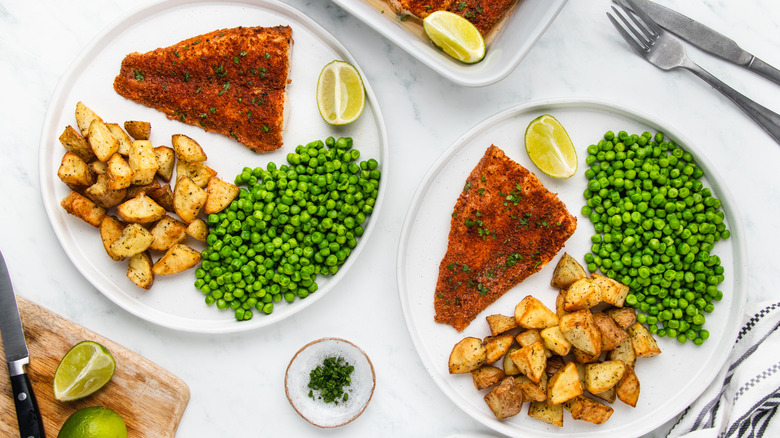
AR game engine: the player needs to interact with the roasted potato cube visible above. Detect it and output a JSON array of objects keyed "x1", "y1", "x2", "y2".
[
  {"x1": 124, "y1": 120, "x2": 151, "y2": 140},
  {"x1": 593, "y1": 312, "x2": 629, "y2": 351},
  {"x1": 448, "y1": 337, "x2": 487, "y2": 374},
  {"x1": 149, "y1": 184, "x2": 175, "y2": 212},
  {"x1": 584, "y1": 360, "x2": 626, "y2": 394},
  {"x1": 59, "y1": 125, "x2": 96, "y2": 162},
  {"x1": 88, "y1": 160, "x2": 107, "y2": 175},
  {"x1": 205, "y1": 176, "x2": 239, "y2": 214},
  {"x1": 545, "y1": 356, "x2": 566, "y2": 377},
  {"x1": 547, "y1": 362, "x2": 583, "y2": 405},
  {"x1": 129, "y1": 140, "x2": 159, "y2": 185},
  {"x1": 99, "y1": 215, "x2": 126, "y2": 261},
  {"x1": 117, "y1": 194, "x2": 166, "y2": 224},
  {"x1": 85, "y1": 174, "x2": 127, "y2": 209},
  {"x1": 515, "y1": 329, "x2": 543, "y2": 348},
  {"x1": 173, "y1": 176, "x2": 207, "y2": 223},
  {"x1": 109, "y1": 223, "x2": 154, "y2": 258},
  {"x1": 484, "y1": 333, "x2": 514, "y2": 365},
  {"x1": 154, "y1": 146, "x2": 175, "y2": 182},
  {"x1": 484, "y1": 377, "x2": 524, "y2": 420},
  {"x1": 616, "y1": 365, "x2": 640, "y2": 407},
  {"x1": 87, "y1": 120, "x2": 119, "y2": 162},
  {"x1": 559, "y1": 310, "x2": 602, "y2": 356},
  {"x1": 606, "y1": 307, "x2": 637, "y2": 330},
  {"x1": 515, "y1": 296, "x2": 558, "y2": 329},
  {"x1": 57, "y1": 152, "x2": 95, "y2": 189},
  {"x1": 568, "y1": 395, "x2": 614, "y2": 424},
  {"x1": 75, "y1": 101, "x2": 103, "y2": 136},
  {"x1": 563, "y1": 278, "x2": 602, "y2": 311},
  {"x1": 471, "y1": 366, "x2": 505, "y2": 390},
  {"x1": 572, "y1": 347, "x2": 601, "y2": 364},
  {"x1": 106, "y1": 153, "x2": 134, "y2": 190},
  {"x1": 127, "y1": 250, "x2": 154, "y2": 290},
  {"x1": 105, "y1": 123, "x2": 133, "y2": 156},
  {"x1": 550, "y1": 252, "x2": 587, "y2": 289},
  {"x1": 125, "y1": 179, "x2": 162, "y2": 200},
  {"x1": 185, "y1": 218, "x2": 208, "y2": 242},
  {"x1": 60, "y1": 191, "x2": 106, "y2": 227},
  {"x1": 540, "y1": 326, "x2": 572, "y2": 356},
  {"x1": 515, "y1": 373, "x2": 547, "y2": 402},
  {"x1": 149, "y1": 215, "x2": 188, "y2": 251},
  {"x1": 151, "y1": 243, "x2": 201, "y2": 275},
  {"x1": 171, "y1": 134, "x2": 207, "y2": 162},
  {"x1": 503, "y1": 347, "x2": 521, "y2": 376},
  {"x1": 608, "y1": 338, "x2": 637, "y2": 368},
  {"x1": 486, "y1": 314, "x2": 518, "y2": 336},
  {"x1": 627, "y1": 322, "x2": 662, "y2": 357},
  {"x1": 592, "y1": 274, "x2": 630, "y2": 307},
  {"x1": 528, "y1": 400, "x2": 563, "y2": 427},
  {"x1": 555, "y1": 290, "x2": 570, "y2": 319},
  {"x1": 176, "y1": 161, "x2": 216, "y2": 188},
  {"x1": 508, "y1": 341, "x2": 546, "y2": 384},
  {"x1": 592, "y1": 386, "x2": 617, "y2": 404}
]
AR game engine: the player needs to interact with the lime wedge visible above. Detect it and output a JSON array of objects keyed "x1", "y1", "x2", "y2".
[
  {"x1": 58, "y1": 406, "x2": 127, "y2": 438},
  {"x1": 316, "y1": 60, "x2": 365, "y2": 126},
  {"x1": 54, "y1": 341, "x2": 116, "y2": 401},
  {"x1": 524, "y1": 114, "x2": 578, "y2": 178},
  {"x1": 423, "y1": 11, "x2": 485, "y2": 64}
]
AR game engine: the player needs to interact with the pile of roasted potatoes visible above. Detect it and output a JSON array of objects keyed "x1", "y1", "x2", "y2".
[
  {"x1": 57, "y1": 102, "x2": 238, "y2": 289},
  {"x1": 448, "y1": 253, "x2": 661, "y2": 426}
]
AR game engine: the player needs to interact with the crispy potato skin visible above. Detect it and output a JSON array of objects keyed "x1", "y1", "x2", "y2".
[{"x1": 484, "y1": 377, "x2": 525, "y2": 420}]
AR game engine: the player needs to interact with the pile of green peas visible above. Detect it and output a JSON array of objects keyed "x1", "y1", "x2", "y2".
[
  {"x1": 581, "y1": 130, "x2": 729, "y2": 345},
  {"x1": 193, "y1": 136, "x2": 380, "y2": 321}
]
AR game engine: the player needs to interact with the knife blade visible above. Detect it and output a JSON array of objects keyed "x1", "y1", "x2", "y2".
[
  {"x1": 0, "y1": 251, "x2": 45, "y2": 438},
  {"x1": 624, "y1": 0, "x2": 780, "y2": 86}
]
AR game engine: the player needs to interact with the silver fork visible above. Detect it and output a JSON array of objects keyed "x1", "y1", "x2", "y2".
[{"x1": 608, "y1": 0, "x2": 780, "y2": 145}]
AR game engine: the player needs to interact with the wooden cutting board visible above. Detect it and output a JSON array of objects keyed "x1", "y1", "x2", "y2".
[{"x1": 0, "y1": 297, "x2": 189, "y2": 437}]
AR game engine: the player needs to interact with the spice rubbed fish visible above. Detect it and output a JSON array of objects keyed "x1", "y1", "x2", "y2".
[
  {"x1": 434, "y1": 145, "x2": 577, "y2": 332},
  {"x1": 114, "y1": 26, "x2": 292, "y2": 153},
  {"x1": 389, "y1": 0, "x2": 518, "y2": 35}
]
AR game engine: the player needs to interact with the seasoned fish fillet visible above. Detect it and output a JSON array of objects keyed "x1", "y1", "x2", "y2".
[
  {"x1": 389, "y1": 0, "x2": 517, "y2": 35},
  {"x1": 434, "y1": 145, "x2": 577, "y2": 332},
  {"x1": 389, "y1": 0, "x2": 454, "y2": 18},
  {"x1": 448, "y1": 0, "x2": 517, "y2": 35},
  {"x1": 114, "y1": 26, "x2": 292, "y2": 153}
]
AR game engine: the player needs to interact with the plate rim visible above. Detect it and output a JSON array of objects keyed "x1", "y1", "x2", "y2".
[
  {"x1": 395, "y1": 96, "x2": 747, "y2": 436},
  {"x1": 330, "y1": 0, "x2": 569, "y2": 87},
  {"x1": 38, "y1": 0, "x2": 389, "y2": 334}
]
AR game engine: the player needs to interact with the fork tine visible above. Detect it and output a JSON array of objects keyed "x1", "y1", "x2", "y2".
[
  {"x1": 610, "y1": 6, "x2": 652, "y2": 48},
  {"x1": 607, "y1": 12, "x2": 648, "y2": 54},
  {"x1": 621, "y1": 0, "x2": 664, "y2": 35}
]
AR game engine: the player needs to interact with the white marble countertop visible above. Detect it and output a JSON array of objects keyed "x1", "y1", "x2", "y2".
[{"x1": 2, "y1": 0, "x2": 779, "y2": 436}]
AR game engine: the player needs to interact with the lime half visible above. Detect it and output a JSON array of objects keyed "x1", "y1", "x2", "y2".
[
  {"x1": 524, "y1": 114, "x2": 578, "y2": 178},
  {"x1": 54, "y1": 341, "x2": 116, "y2": 402},
  {"x1": 423, "y1": 11, "x2": 485, "y2": 64},
  {"x1": 58, "y1": 406, "x2": 127, "y2": 438},
  {"x1": 316, "y1": 60, "x2": 365, "y2": 126}
]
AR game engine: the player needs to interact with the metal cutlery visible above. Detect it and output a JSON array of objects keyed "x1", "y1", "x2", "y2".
[
  {"x1": 608, "y1": 0, "x2": 780, "y2": 145},
  {"x1": 0, "y1": 251, "x2": 45, "y2": 438},
  {"x1": 623, "y1": 0, "x2": 780, "y2": 86}
]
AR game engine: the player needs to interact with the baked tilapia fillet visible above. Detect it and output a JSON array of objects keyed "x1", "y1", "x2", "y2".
[
  {"x1": 390, "y1": 0, "x2": 518, "y2": 35},
  {"x1": 434, "y1": 145, "x2": 577, "y2": 332},
  {"x1": 114, "y1": 25, "x2": 292, "y2": 153}
]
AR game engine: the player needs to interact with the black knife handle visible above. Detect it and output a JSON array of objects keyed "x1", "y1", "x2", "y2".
[{"x1": 10, "y1": 373, "x2": 45, "y2": 438}]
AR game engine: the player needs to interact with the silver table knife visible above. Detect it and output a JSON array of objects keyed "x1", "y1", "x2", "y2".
[
  {"x1": 0, "y1": 251, "x2": 45, "y2": 438},
  {"x1": 626, "y1": 0, "x2": 780, "y2": 86}
]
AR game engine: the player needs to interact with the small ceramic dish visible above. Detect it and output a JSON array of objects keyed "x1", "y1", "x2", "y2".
[{"x1": 285, "y1": 338, "x2": 375, "y2": 427}]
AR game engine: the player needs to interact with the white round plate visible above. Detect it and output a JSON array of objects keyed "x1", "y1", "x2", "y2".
[
  {"x1": 397, "y1": 98, "x2": 746, "y2": 437},
  {"x1": 285, "y1": 337, "x2": 375, "y2": 428},
  {"x1": 39, "y1": 0, "x2": 388, "y2": 333}
]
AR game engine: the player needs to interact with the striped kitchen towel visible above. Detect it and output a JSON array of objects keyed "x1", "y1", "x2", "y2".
[{"x1": 669, "y1": 301, "x2": 780, "y2": 438}]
